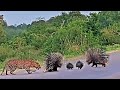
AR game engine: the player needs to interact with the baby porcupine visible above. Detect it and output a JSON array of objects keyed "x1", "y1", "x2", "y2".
[
  {"x1": 76, "y1": 61, "x2": 84, "y2": 69},
  {"x1": 66, "y1": 63, "x2": 74, "y2": 70}
]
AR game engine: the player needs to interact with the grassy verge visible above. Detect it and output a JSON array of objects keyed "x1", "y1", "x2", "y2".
[
  {"x1": 64, "y1": 44, "x2": 120, "y2": 61},
  {"x1": 106, "y1": 44, "x2": 120, "y2": 53}
]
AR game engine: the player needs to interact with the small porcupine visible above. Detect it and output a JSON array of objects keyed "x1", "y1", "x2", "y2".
[
  {"x1": 66, "y1": 63, "x2": 74, "y2": 70},
  {"x1": 76, "y1": 61, "x2": 83, "y2": 69},
  {"x1": 44, "y1": 52, "x2": 63, "y2": 72}
]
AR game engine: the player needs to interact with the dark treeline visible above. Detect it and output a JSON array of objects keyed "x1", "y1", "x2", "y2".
[{"x1": 0, "y1": 11, "x2": 120, "y2": 62}]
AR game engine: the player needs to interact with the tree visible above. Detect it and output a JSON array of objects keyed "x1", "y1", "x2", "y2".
[
  {"x1": 101, "y1": 22, "x2": 120, "y2": 45},
  {"x1": 0, "y1": 20, "x2": 6, "y2": 44}
]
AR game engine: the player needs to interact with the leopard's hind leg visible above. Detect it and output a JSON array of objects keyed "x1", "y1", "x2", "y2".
[
  {"x1": 25, "y1": 68, "x2": 32, "y2": 74},
  {"x1": 10, "y1": 68, "x2": 16, "y2": 75}
]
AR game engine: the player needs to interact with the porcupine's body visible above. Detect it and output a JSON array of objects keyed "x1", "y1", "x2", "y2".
[
  {"x1": 86, "y1": 48, "x2": 109, "y2": 67},
  {"x1": 76, "y1": 61, "x2": 84, "y2": 69},
  {"x1": 66, "y1": 63, "x2": 74, "y2": 69},
  {"x1": 45, "y1": 52, "x2": 63, "y2": 72}
]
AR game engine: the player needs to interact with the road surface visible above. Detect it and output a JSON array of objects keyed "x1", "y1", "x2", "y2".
[{"x1": 0, "y1": 51, "x2": 120, "y2": 79}]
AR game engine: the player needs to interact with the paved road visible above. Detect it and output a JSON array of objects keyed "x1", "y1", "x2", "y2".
[{"x1": 0, "y1": 51, "x2": 120, "y2": 79}]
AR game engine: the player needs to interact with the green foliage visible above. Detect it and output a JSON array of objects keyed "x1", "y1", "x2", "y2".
[
  {"x1": 0, "y1": 43, "x2": 15, "y2": 62},
  {"x1": 8, "y1": 36, "x2": 27, "y2": 49},
  {"x1": 101, "y1": 22, "x2": 120, "y2": 45}
]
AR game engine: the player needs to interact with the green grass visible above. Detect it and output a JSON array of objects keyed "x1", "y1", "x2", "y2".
[
  {"x1": 64, "y1": 51, "x2": 83, "y2": 58},
  {"x1": 106, "y1": 44, "x2": 120, "y2": 52},
  {"x1": 64, "y1": 44, "x2": 120, "y2": 59},
  {"x1": 0, "y1": 62, "x2": 4, "y2": 71}
]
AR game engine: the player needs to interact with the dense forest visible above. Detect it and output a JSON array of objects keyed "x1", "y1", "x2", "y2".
[{"x1": 0, "y1": 11, "x2": 120, "y2": 64}]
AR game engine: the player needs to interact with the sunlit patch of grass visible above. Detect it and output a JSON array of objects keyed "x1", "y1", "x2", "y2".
[{"x1": 106, "y1": 44, "x2": 120, "y2": 51}]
